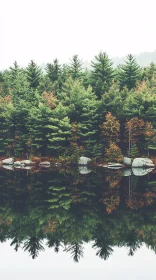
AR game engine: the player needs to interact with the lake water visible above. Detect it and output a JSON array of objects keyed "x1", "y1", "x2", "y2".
[{"x1": 0, "y1": 166, "x2": 155, "y2": 279}]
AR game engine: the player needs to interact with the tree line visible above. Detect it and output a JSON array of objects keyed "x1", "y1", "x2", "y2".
[{"x1": 0, "y1": 53, "x2": 156, "y2": 159}]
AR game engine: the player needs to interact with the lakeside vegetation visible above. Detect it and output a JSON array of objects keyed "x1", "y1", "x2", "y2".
[{"x1": 0, "y1": 52, "x2": 156, "y2": 161}]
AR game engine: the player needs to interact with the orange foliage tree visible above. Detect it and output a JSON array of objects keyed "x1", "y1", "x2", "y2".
[
  {"x1": 105, "y1": 142, "x2": 123, "y2": 162},
  {"x1": 42, "y1": 91, "x2": 56, "y2": 109},
  {"x1": 100, "y1": 112, "x2": 122, "y2": 161},
  {"x1": 125, "y1": 117, "x2": 156, "y2": 156},
  {"x1": 100, "y1": 112, "x2": 120, "y2": 144}
]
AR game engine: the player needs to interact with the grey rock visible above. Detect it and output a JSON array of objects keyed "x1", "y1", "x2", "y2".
[
  {"x1": 108, "y1": 166, "x2": 122, "y2": 169},
  {"x1": 14, "y1": 161, "x2": 22, "y2": 166},
  {"x1": 123, "y1": 157, "x2": 132, "y2": 166},
  {"x1": 78, "y1": 166, "x2": 91, "y2": 174},
  {"x1": 132, "y1": 158, "x2": 155, "y2": 168},
  {"x1": 108, "y1": 163, "x2": 122, "y2": 167},
  {"x1": 78, "y1": 157, "x2": 91, "y2": 165},
  {"x1": 20, "y1": 160, "x2": 32, "y2": 165},
  {"x1": 132, "y1": 167, "x2": 154, "y2": 176},
  {"x1": 2, "y1": 158, "x2": 14, "y2": 165}
]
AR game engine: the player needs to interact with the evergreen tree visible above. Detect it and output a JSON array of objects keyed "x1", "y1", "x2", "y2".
[
  {"x1": 0, "y1": 102, "x2": 9, "y2": 155},
  {"x1": 6, "y1": 101, "x2": 29, "y2": 156},
  {"x1": 9, "y1": 70, "x2": 32, "y2": 103},
  {"x1": 90, "y1": 52, "x2": 115, "y2": 99},
  {"x1": 141, "y1": 62, "x2": 156, "y2": 81},
  {"x1": 118, "y1": 54, "x2": 140, "y2": 90},
  {"x1": 46, "y1": 58, "x2": 61, "y2": 83},
  {"x1": 0, "y1": 71, "x2": 9, "y2": 97},
  {"x1": 46, "y1": 106, "x2": 71, "y2": 157},
  {"x1": 79, "y1": 89, "x2": 99, "y2": 156},
  {"x1": 67, "y1": 55, "x2": 84, "y2": 80},
  {"x1": 9, "y1": 61, "x2": 20, "y2": 87},
  {"x1": 100, "y1": 83, "x2": 129, "y2": 119},
  {"x1": 26, "y1": 60, "x2": 41, "y2": 89},
  {"x1": 26, "y1": 103, "x2": 52, "y2": 156}
]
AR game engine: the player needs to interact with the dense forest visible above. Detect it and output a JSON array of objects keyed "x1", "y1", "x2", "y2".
[
  {"x1": 0, "y1": 168, "x2": 155, "y2": 260},
  {"x1": 0, "y1": 52, "x2": 156, "y2": 161}
]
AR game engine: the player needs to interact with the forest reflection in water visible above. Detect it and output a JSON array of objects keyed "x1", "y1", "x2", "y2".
[{"x1": 0, "y1": 166, "x2": 155, "y2": 261}]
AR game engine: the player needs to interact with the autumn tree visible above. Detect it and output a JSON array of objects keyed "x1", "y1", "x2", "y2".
[
  {"x1": 125, "y1": 117, "x2": 155, "y2": 156},
  {"x1": 100, "y1": 112, "x2": 120, "y2": 144}
]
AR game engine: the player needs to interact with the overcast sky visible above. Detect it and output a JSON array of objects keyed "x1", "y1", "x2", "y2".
[{"x1": 1, "y1": 0, "x2": 156, "y2": 69}]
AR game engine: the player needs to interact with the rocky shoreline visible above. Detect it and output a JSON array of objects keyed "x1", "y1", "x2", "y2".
[{"x1": 0, "y1": 156, "x2": 155, "y2": 175}]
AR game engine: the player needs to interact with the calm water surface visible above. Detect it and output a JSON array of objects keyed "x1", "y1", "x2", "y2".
[{"x1": 0, "y1": 166, "x2": 155, "y2": 279}]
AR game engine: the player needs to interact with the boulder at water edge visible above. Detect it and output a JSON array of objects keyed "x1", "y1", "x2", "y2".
[
  {"x1": 20, "y1": 160, "x2": 32, "y2": 165},
  {"x1": 2, "y1": 158, "x2": 14, "y2": 165},
  {"x1": 132, "y1": 158, "x2": 155, "y2": 168},
  {"x1": 123, "y1": 157, "x2": 132, "y2": 166},
  {"x1": 14, "y1": 161, "x2": 22, "y2": 166},
  {"x1": 78, "y1": 156, "x2": 91, "y2": 165},
  {"x1": 108, "y1": 163, "x2": 123, "y2": 167}
]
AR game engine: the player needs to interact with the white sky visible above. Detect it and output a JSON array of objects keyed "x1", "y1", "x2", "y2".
[{"x1": 1, "y1": 0, "x2": 156, "y2": 69}]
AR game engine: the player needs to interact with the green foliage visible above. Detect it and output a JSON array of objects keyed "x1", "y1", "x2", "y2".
[
  {"x1": 45, "y1": 58, "x2": 62, "y2": 93},
  {"x1": 0, "y1": 53, "x2": 155, "y2": 158},
  {"x1": 66, "y1": 54, "x2": 84, "y2": 81},
  {"x1": 46, "y1": 106, "x2": 71, "y2": 156},
  {"x1": 118, "y1": 54, "x2": 141, "y2": 90},
  {"x1": 90, "y1": 52, "x2": 115, "y2": 99},
  {"x1": 26, "y1": 103, "x2": 52, "y2": 155},
  {"x1": 26, "y1": 60, "x2": 41, "y2": 89},
  {"x1": 141, "y1": 63, "x2": 156, "y2": 81},
  {"x1": 130, "y1": 144, "x2": 139, "y2": 157}
]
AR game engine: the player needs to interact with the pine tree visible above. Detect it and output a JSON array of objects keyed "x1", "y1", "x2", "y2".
[
  {"x1": 90, "y1": 52, "x2": 115, "y2": 99},
  {"x1": 79, "y1": 89, "x2": 99, "y2": 156},
  {"x1": 67, "y1": 55, "x2": 84, "y2": 80},
  {"x1": 6, "y1": 101, "x2": 29, "y2": 156},
  {"x1": 26, "y1": 60, "x2": 41, "y2": 89},
  {"x1": 0, "y1": 103, "x2": 8, "y2": 155},
  {"x1": 9, "y1": 61, "x2": 20, "y2": 87},
  {"x1": 46, "y1": 106, "x2": 71, "y2": 157},
  {"x1": 26, "y1": 104, "x2": 52, "y2": 156},
  {"x1": 46, "y1": 58, "x2": 61, "y2": 83},
  {"x1": 141, "y1": 63, "x2": 156, "y2": 81},
  {"x1": 118, "y1": 54, "x2": 140, "y2": 90}
]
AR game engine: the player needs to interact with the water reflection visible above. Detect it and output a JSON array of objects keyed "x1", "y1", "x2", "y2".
[{"x1": 0, "y1": 167, "x2": 155, "y2": 261}]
